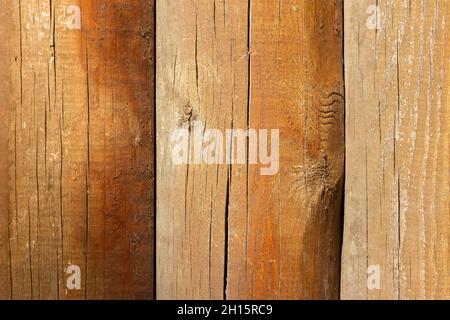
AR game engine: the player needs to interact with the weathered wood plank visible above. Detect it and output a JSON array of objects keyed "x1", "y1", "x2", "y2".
[
  {"x1": 0, "y1": 0, "x2": 19, "y2": 300},
  {"x1": 0, "y1": 0, "x2": 154, "y2": 300},
  {"x1": 157, "y1": 0, "x2": 344, "y2": 300},
  {"x1": 81, "y1": 0, "x2": 155, "y2": 300},
  {"x1": 227, "y1": 0, "x2": 344, "y2": 300},
  {"x1": 342, "y1": 0, "x2": 450, "y2": 299},
  {"x1": 156, "y1": 0, "x2": 249, "y2": 300}
]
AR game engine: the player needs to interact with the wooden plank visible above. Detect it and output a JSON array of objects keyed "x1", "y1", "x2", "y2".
[
  {"x1": 227, "y1": 0, "x2": 344, "y2": 300},
  {"x1": 1, "y1": 0, "x2": 154, "y2": 300},
  {"x1": 157, "y1": 0, "x2": 344, "y2": 299},
  {"x1": 81, "y1": 0, "x2": 155, "y2": 300},
  {"x1": 0, "y1": 0, "x2": 19, "y2": 300},
  {"x1": 156, "y1": 0, "x2": 249, "y2": 300},
  {"x1": 342, "y1": 0, "x2": 450, "y2": 299}
]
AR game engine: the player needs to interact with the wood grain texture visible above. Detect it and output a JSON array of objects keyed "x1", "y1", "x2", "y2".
[
  {"x1": 0, "y1": 0, "x2": 18, "y2": 300},
  {"x1": 156, "y1": 0, "x2": 249, "y2": 300},
  {"x1": 157, "y1": 0, "x2": 344, "y2": 300},
  {"x1": 0, "y1": 0, "x2": 154, "y2": 300},
  {"x1": 229, "y1": 0, "x2": 344, "y2": 300},
  {"x1": 342, "y1": 0, "x2": 450, "y2": 299}
]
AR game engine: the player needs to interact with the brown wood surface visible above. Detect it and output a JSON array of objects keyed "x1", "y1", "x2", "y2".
[
  {"x1": 157, "y1": 0, "x2": 344, "y2": 300},
  {"x1": 0, "y1": 0, "x2": 154, "y2": 300},
  {"x1": 342, "y1": 0, "x2": 449, "y2": 299},
  {"x1": 156, "y1": 0, "x2": 249, "y2": 300},
  {"x1": 0, "y1": 0, "x2": 17, "y2": 300},
  {"x1": 7, "y1": 0, "x2": 448, "y2": 301},
  {"x1": 232, "y1": 0, "x2": 344, "y2": 300}
]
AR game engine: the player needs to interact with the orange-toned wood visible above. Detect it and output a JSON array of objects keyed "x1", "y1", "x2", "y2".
[
  {"x1": 227, "y1": 0, "x2": 344, "y2": 300},
  {"x1": 0, "y1": 0, "x2": 154, "y2": 300}
]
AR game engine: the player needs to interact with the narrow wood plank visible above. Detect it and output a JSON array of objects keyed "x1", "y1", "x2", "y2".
[
  {"x1": 227, "y1": 0, "x2": 344, "y2": 300},
  {"x1": 2, "y1": 0, "x2": 154, "y2": 300},
  {"x1": 342, "y1": 0, "x2": 450, "y2": 299},
  {"x1": 8, "y1": 0, "x2": 62, "y2": 299},
  {"x1": 0, "y1": 0, "x2": 19, "y2": 300},
  {"x1": 81, "y1": 0, "x2": 155, "y2": 300},
  {"x1": 156, "y1": 0, "x2": 249, "y2": 300}
]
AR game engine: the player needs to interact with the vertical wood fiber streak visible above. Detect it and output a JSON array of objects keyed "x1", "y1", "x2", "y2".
[
  {"x1": 342, "y1": 0, "x2": 449, "y2": 299},
  {"x1": 0, "y1": 0, "x2": 154, "y2": 299}
]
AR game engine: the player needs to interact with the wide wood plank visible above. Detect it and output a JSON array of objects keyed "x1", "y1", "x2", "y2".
[{"x1": 157, "y1": 0, "x2": 344, "y2": 300}]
